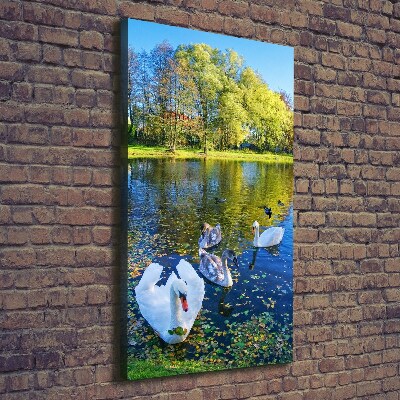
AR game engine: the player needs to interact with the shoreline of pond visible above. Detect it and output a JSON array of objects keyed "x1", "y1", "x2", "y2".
[{"x1": 127, "y1": 145, "x2": 293, "y2": 164}]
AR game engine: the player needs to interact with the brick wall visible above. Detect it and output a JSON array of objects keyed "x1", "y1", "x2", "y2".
[{"x1": 1, "y1": 0, "x2": 399, "y2": 399}]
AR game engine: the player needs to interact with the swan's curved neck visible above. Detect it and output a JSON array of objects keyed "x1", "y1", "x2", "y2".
[
  {"x1": 253, "y1": 226, "x2": 260, "y2": 246},
  {"x1": 169, "y1": 284, "x2": 184, "y2": 329},
  {"x1": 221, "y1": 257, "x2": 233, "y2": 286}
]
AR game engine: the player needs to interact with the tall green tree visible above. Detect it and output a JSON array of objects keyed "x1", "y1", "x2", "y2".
[
  {"x1": 176, "y1": 44, "x2": 225, "y2": 153},
  {"x1": 127, "y1": 47, "x2": 142, "y2": 143},
  {"x1": 240, "y1": 67, "x2": 293, "y2": 152},
  {"x1": 149, "y1": 41, "x2": 175, "y2": 145}
]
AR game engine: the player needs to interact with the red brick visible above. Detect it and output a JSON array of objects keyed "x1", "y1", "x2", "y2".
[
  {"x1": 367, "y1": 28, "x2": 387, "y2": 44},
  {"x1": 36, "y1": 248, "x2": 75, "y2": 267},
  {"x1": 29, "y1": 165, "x2": 51, "y2": 183},
  {"x1": 25, "y1": 105, "x2": 64, "y2": 125},
  {"x1": 218, "y1": 0, "x2": 248, "y2": 17},
  {"x1": 336, "y1": 21, "x2": 362, "y2": 39},
  {"x1": 0, "y1": 1, "x2": 22, "y2": 19},
  {"x1": 332, "y1": 384, "x2": 356, "y2": 400},
  {"x1": 249, "y1": 4, "x2": 277, "y2": 23},
  {"x1": 42, "y1": 45, "x2": 62, "y2": 64},
  {"x1": 16, "y1": 42, "x2": 41, "y2": 62},
  {"x1": 291, "y1": 360, "x2": 319, "y2": 376},
  {"x1": 87, "y1": 286, "x2": 108, "y2": 305},
  {"x1": 23, "y1": 3, "x2": 64, "y2": 26},
  {"x1": 74, "y1": 89, "x2": 94, "y2": 108},
  {"x1": 39, "y1": 26, "x2": 78, "y2": 46},
  {"x1": 34, "y1": 85, "x2": 53, "y2": 103},
  {"x1": 31, "y1": 207, "x2": 55, "y2": 225},
  {"x1": 357, "y1": 381, "x2": 382, "y2": 396},
  {"x1": 0, "y1": 21, "x2": 38, "y2": 41},
  {"x1": 66, "y1": 307, "x2": 98, "y2": 328},
  {"x1": 0, "y1": 248, "x2": 36, "y2": 268},
  {"x1": 323, "y1": 4, "x2": 350, "y2": 20},
  {"x1": 49, "y1": 126, "x2": 71, "y2": 146},
  {"x1": 75, "y1": 247, "x2": 112, "y2": 267},
  {"x1": 71, "y1": 70, "x2": 111, "y2": 89},
  {"x1": 2, "y1": 291, "x2": 28, "y2": 310},
  {"x1": 30, "y1": 226, "x2": 51, "y2": 245},
  {"x1": 35, "y1": 352, "x2": 63, "y2": 369},
  {"x1": 0, "y1": 103, "x2": 24, "y2": 122},
  {"x1": 92, "y1": 227, "x2": 111, "y2": 245},
  {"x1": 27, "y1": 66, "x2": 69, "y2": 85},
  {"x1": 0, "y1": 61, "x2": 24, "y2": 81},
  {"x1": 90, "y1": 110, "x2": 114, "y2": 128},
  {"x1": 309, "y1": 16, "x2": 336, "y2": 35},
  {"x1": 9, "y1": 373, "x2": 31, "y2": 392},
  {"x1": 53, "y1": 86, "x2": 74, "y2": 105},
  {"x1": 80, "y1": 31, "x2": 104, "y2": 50},
  {"x1": 12, "y1": 82, "x2": 33, "y2": 102},
  {"x1": 7, "y1": 225, "x2": 30, "y2": 245},
  {"x1": 155, "y1": 8, "x2": 189, "y2": 28},
  {"x1": 96, "y1": 90, "x2": 113, "y2": 109},
  {"x1": 63, "y1": 48, "x2": 83, "y2": 67},
  {"x1": 82, "y1": 51, "x2": 103, "y2": 70},
  {"x1": 119, "y1": 1, "x2": 155, "y2": 20},
  {"x1": 0, "y1": 80, "x2": 11, "y2": 100},
  {"x1": 0, "y1": 354, "x2": 33, "y2": 373},
  {"x1": 0, "y1": 164, "x2": 28, "y2": 183},
  {"x1": 51, "y1": 226, "x2": 72, "y2": 244},
  {"x1": 56, "y1": 208, "x2": 95, "y2": 226},
  {"x1": 64, "y1": 108, "x2": 90, "y2": 127},
  {"x1": 224, "y1": 17, "x2": 255, "y2": 38}
]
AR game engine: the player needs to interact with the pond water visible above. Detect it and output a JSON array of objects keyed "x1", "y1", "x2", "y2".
[{"x1": 127, "y1": 157, "x2": 293, "y2": 377}]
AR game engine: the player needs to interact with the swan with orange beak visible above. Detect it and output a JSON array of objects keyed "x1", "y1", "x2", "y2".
[{"x1": 135, "y1": 260, "x2": 205, "y2": 344}]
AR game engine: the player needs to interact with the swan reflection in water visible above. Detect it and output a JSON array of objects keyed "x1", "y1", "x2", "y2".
[
  {"x1": 249, "y1": 248, "x2": 260, "y2": 270},
  {"x1": 218, "y1": 286, "x2": 234, "y2": 317},
  {"x1": 249, "y1": 245, "x2": 280, "y2": 271}
]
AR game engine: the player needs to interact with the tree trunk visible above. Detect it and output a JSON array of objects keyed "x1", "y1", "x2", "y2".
[{"x1": 203, "y1": 134, "x2": 207, "y2": 154}]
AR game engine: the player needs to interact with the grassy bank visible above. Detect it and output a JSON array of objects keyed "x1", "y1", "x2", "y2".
[
  {"x1": 127, "y1": 145, "x2": 293, "y2": 163},
  {"x1": 127, "y1": 357, "x2": 225, "y2": 380}
]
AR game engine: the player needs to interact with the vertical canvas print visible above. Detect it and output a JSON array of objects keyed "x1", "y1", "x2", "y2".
[{"x1": 124, "y1": 19, "x2": 294, "y2": 380}]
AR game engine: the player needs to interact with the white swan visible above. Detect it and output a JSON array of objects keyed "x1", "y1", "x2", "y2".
[
  {"x1": 199, "y1": 248, "x2": 237, "y2": 287},
  {"x1": 252, "y1": 221, "x2": 284, "y2": 247},
  {"x1": 198, "y1": 222, "x2": 222, "y2": 249},
  {"x1": 135, "y1": 259, "x2": 205, "y2": 344}
]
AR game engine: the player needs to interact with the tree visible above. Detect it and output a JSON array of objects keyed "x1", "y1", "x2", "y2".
[
  {"x1": 127, "y1": 47, "x2": 141, "y2": 143},
  {"x1": 149, "y1": 41, "x2": 175, "y2": 146},
  {"x1": 175, "y1": 44, "x2": 225, "y2": 153},
  {"x1": 217, "y1": 80, "x2": 247, "y2": 149},
  {"x1": 240, "y1": 67, "x2": 293, "y2": 152}
]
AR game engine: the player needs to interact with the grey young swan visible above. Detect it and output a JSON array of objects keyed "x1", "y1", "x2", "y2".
[
  {"x1": 198, "y1": 222, "x2": 222, "y2": 249},
  {"x1": 198, "y1": 248, "x2": 238, "y2": 287}
]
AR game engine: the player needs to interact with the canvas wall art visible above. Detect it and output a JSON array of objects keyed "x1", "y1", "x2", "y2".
[{"x1": 122, "y1": 19, "x2": 294, "y2": 380}]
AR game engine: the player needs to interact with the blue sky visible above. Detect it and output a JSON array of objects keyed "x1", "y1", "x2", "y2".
[{"x1": 128, "y1": 19, "x2": 294, "y2": 99}]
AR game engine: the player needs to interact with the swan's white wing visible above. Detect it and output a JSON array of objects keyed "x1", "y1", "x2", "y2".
[
  {"x1": 135, "y1": 265, "x2": 177, "y2": 335},
  {"x1": 259, "y1": 227, "x2": 285, "y2": 247},
  {"x1": 135, "y1": 263, "x2": 163, "y2": 293},
  {"x1": 176, "y1": 259, "x2": 205, "y2": 325}
]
